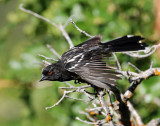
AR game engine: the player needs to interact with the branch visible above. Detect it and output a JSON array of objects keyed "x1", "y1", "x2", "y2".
[
  {"x1": 122, "y1": 43, "x2": 160, "y2": 58},
  {"x1": 46, "y1": 44, "x2": 61, "y2": 59},
  {"x1": 76, "y1": 117, "x2": 99, "y2": 125},
  {"x1": 63, "y1": 15, "x2": 75, "y2": 28},
  {"x1": 42, "y1": 60, "x2": 51, "y2": 66},
  {"x1": 146, "y1": 118, "x2": 160, "y2": 126},
  {"x1": 122, "y1": 68, "x2": 160, "y2": 103},
  {"x1": 153, "y1": 97, "x2": 160, "y2": 107},
  {"x1": 113, "y1": 52, "x2": 121, "y2": 70},
  {"x1": 63, "y1": 82, "x2": 74, "y2": 87},
  {"x1": 108, "y1": 85, "x2": 131, "y2": 126},
  {"x1": 70, "y1": 19, "x2": 93, "y2": 38},
  {"x1": 45, "y1": 90, "x2": 73, "y2": 110},
  {"x1": 76, "y1": 116, "x2": 108, "y2": 125},
  {"x1": 59, "y1": 24, "x2": 74, "y2": 48},
  {"x1": 59, "y1": 85, "x2": 91, "y2": 90},
  {"x1": 45, "y1": 85, "x2": 93, "y2": 110},
  {"x1": 86, "y1": 107, "x2": 102, "y2": 112},
  {"x1": 38, "y1": 54, "x2": 58, "y2": 61},
  {"x1": 79, "y1": 111, "x2": 95, "y2": 122},
  {"x1": 65, "y1": 95, "x2": 88, "y2": 102},
  {"x1": 19, "y1": 4, "x2": 58, "y2": 28},
  {"x1": 127, "y1": 101, "x2": 143, "y2": 126},
  {"x1": 98, "y1": 90, "x2": 114, "y2": 126},
  {"x1": 98, "y1": 91, "x2": 110, "y2": 115},
  {"x1": 19, "y1": 4, "x2": 74, "y2": 49},
  {"x1": 128, "y1": 62, "x2": 142, "y2": 73}
]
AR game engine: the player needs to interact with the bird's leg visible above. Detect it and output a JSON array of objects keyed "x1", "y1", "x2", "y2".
[
  {"x1": 74, "y1": 79, "x2": 78, "y2": 84},
  {"x1": 94, "y1": 87, "x2": 99, "y2": 97},
  {"x1": 94, "y1": 87, "x2": 104, "y2": 97},
  {"x1": 84, "y1": 84, "x2": 99, "y2": 97}
]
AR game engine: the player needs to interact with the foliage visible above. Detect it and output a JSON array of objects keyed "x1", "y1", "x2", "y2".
[{"x1": 0, "y1": 0, "x2": 159, "y2": 126}]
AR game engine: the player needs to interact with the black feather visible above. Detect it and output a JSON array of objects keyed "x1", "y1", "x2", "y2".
[
  {"x1": 40, "y1": 35, "x2": 148, "y2": 89},
  {"x1": 102, "y1": 35, "x2": 147, "y2": 52}
]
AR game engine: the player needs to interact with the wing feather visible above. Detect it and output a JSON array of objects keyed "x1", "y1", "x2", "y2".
[{"x1": 65, "y1": 51, "x2": 121, "y2": 88}]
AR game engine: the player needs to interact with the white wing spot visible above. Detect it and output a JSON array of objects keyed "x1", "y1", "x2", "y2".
[
  {"x1": 127, "y1": 35, "x2": 134, "y2": 38},
  {"x1": 84, "y1": 63, "x2": 90, "y2": 66},
  {"x1": 68, "y1": 64, "x2": 79, "y2": 70},
  {"x1": 66, "y1": 53, "x2": 82, "y2": 63},
  {"x1": 109, "y1": 78, "x2": 116, "y2": 81},
  {"x1": 78, "y1": 54, "x2": 84, "y2": 63}
]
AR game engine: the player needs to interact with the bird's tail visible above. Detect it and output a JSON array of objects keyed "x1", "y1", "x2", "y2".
[{"x1": 102, "y1": 35, "x2": 147, "y2": 52}]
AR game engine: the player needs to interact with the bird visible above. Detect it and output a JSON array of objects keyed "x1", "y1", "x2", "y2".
[{"x1": 39, "y1": 35, "x2": 147, "y2": 89}]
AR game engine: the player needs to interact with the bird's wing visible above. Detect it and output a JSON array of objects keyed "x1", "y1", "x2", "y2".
[
  {"x1": 62, "y1": 35, "x2": 102, "y2": 65},
  {"x1": 74, "y1": 35, "x2": 102, "y2": 49},
  {"x1": 65, "y1": 52, "x2": 121, "y2": 89}
]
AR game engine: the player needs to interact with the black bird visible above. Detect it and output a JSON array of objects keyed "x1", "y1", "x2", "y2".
[{"x1": 39, "y1": 35, "x2": 147, "y2": 89}]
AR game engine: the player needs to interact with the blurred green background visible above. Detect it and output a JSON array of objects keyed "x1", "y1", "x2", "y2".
[{"x1": 0, "y1": 0, "x2": 160, "y2": 126}]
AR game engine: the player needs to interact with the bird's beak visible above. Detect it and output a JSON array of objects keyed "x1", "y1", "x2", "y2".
[{"x1": 39, "y1": 75, "x2": 45, "y2": 82}]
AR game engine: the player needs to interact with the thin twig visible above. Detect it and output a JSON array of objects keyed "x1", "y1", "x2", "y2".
[
  {"x1": 63, "y1": 15, "x2": 75, "y2": 28},
  {"x1": 63, "y1": 82, "x2": 74, "y2": 87},
  {"x1": 98, "y1": 91, "x2": 109, "y2": 115},
  {"x1": 122, "y1": 68, "x2": 160, "y2": 103},
  {"x1": 19, "y1": 4, "x2": 58, "y2": 28},
  {"x1": 70, "y1": 19, "x2": 93, "y2": 38},
  {"x1": 38, "y1": 54, "x2": 58, "y2": 61},
  {"x1": 123, "y1": 43, "x2": 160, "y2": 58},
  {"x1": 59, "y1": 24, "x2": 74, "y2": 48},
  {"x1": 79, "y1": 111, "x2": 95, "y2": 122},
  {"x1": 76, "y1": 117, "x2": 99, "y2": 125},
  {"x1": 86, "y1": 107, "x2": 102, "y2": 112},
  {"x1": 65, "y1": 95, "x2": 88, "y2": 102},
  {"x1": 113, "y1": 52, "x2": 121, "y2": 70},
  {"x1": 59, "y1": 85, "x2": 91, "y2": 89},
  {"x1": 42, "y1": 60, "x2": 52, "y2": 66},
  {"x1": 127, "y1": 101, "x2": 144, "y2": 126},
  {"x1": 128, "y1": 62, "x2": 142, "y2": 73},
  {"x1": 146, "y1": 118, "x2": 160, "y2": 126},
  {"x1": 107, "y1": 91, "x2": 113, "y2": 106},
  {"x1": 20, "y1": 4, "x2": 74, "y2": 49},
  {"x1": 150, "y1": 61, "x2": 153, "y2": 69},
  {"x1": 98, "y1": 90, "x2": 114, "y2": 126},
  {"x1": 153, "y1": 97, "x2": 160, "y2": 107},
  {"x1": 76, "y1": 117, "x2": 108, "y2": 125},
  {"x1": 46, "y1": 44, "x2": 61, "y2": 58},
  {"x1": 45, "y1": 90, "x2": 73, "y2": 110}
]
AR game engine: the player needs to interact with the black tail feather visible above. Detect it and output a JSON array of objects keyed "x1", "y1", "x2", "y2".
[{"x1": 103, "y1": 35, "x2": 147, "y2": 52}]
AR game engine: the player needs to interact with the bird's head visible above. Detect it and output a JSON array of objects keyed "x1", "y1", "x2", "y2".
[{"x1": 39, "y1": 63, "x2": 61, "y2": 82}]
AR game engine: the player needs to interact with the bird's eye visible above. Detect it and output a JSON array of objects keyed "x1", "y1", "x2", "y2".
[{"x1": 48, "y1": 71, "x2": 53, "y2": 75}]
